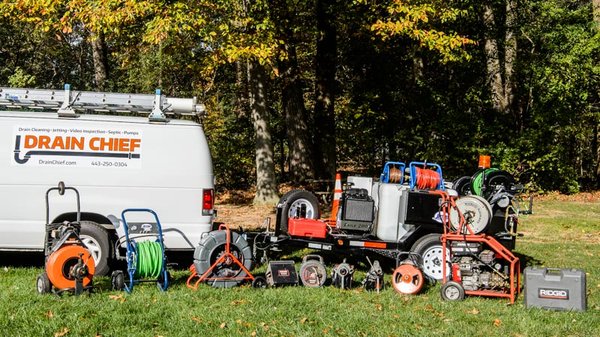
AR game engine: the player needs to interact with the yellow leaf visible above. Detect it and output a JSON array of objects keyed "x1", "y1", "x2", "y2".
[
  {"x1": 219, "y1": 322, "x2": 227, "y2": 329},
  {"x1": 54, "y1": 328, "x2": 69, "y2": 337},
  {"x1": 109, "y1": 294, "x2": 125, "y2": 303},
  {"x1": 300, "y1": 317, "x2": 308, "y2": 324},
  {"x1": 45, "y1": 310, "x2": 54, "y2": 319},
  {"x1": 493, "y1": 319, "x2": 502, "y2": 327},
  {"x1": 468, "y1": 308, "x2": 480, "y2": 315}
]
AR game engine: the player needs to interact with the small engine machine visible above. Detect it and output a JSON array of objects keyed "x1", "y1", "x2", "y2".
[
  {"x1": 37, "y1": 182, "x2": 94, "y2": 295},
  {"x1": 437, "y1": 191, "x2": 520, "y2": 303},
  {"x1": 331, "y1": 259, "x2": 354, "y2": 289}
]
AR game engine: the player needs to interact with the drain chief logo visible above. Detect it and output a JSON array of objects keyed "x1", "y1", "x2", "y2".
[
  {"x1": 13, "y1": 126, "x2": 142, "y2": 169},
  {"x1": 539, "y1": 288, "x2": 569, "y2": 300}
]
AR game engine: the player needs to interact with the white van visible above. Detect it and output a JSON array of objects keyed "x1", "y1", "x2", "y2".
[{"x1": 0, "y1": 86, "x2": 215, "y2": 275}]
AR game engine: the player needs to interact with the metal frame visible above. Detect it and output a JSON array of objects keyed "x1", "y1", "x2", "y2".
[
  {"x1": 186, "y1": 224, "x2": 256, "y2": 290},
  {"x1": 120, "y1": 208, "x2": 169, "y2": 293},
  {"x1": 0, "y1": 84, "x2": 205, "y2": 122}
]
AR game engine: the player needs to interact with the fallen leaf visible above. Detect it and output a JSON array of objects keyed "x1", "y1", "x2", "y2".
[
  {"x1": 54, "y1": 328, "x2": 69, "y2": 337},
  {"x1": 45, "y1": 311, "x2": 54, "y2": 319},
  {"x1": 493, "y1": 319, "x2": 502, "y2": 327},
  {"x1": 323, "y1": 327, "x2": 330, "y2": 334},
  {"x1": 375, "y1": 304, "x2": 383, "y2": 311},
  {"x1": 231, "y1": 299, "x2": 248, "y2": 305},
  {"x1": 468, "y1": 308, "x2": 480, "y2": 315},
  {"x1": 109, "y1": 294, "x2": 125, "y2": 303},
  {"x1": 191, "y1": 317, "x2": 202, "y2": 323},
  {"x1": 300, "y1": 317, "x2": 308, "y2": 324},
  {"x1": 251, "y1": 331, "x2": 257, "y2": 337},
  {"x1": 424, "y1": 304, "x2": 434, "y2": 312},
  {"x1": 219, "y1": 322, "x2": 227, "y2": 329}
]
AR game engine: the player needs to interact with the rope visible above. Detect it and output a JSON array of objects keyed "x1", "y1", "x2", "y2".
[{"x1": 135, "y1": 241, "x2": 164, "y2": 279}]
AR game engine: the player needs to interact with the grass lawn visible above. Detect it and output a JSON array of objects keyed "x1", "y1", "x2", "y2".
[{"x1": 1, "y1": 198, "x2": 599, "y2": 337}]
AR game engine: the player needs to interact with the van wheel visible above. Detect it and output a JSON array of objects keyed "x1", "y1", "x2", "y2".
[
  {"x1": 411, "y1": 234, "x2": 450, "y2": 283},
  {"x1": 79, "y1": 221, "x2": 110, "y2": 276}
]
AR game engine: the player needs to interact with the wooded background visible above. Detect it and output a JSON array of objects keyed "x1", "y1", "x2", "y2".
[{"x1": 1, "y1": 0, "x2": 598, "y2": 203}]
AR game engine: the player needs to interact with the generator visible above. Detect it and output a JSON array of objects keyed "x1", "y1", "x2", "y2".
[{"x1": 337, "y1": 188, "x2": 374, "y2": 232}]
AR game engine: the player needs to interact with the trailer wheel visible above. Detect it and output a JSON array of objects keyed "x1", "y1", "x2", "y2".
[
  {"x1": 79, "y1": 221, "x2": 110, "y2": 276},
  {"x1": 193, "y1": 230, "x2": 253, "y2": 288},
  {"x1": 411, "y1": 234, "x2": 449, "y2": 283},
  {"x1": 441, "y1": 281, "x2": 465, "y2": 301}
]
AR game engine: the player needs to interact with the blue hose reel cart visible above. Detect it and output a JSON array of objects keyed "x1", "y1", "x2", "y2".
[{"x1": 111, "y1": 208, "x2": 169, "y2": 293}]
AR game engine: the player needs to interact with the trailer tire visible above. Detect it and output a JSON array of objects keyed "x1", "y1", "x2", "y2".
[
  {"x1": 193, "y1": 230, "x2": 253, "y2": 288},
  {"x1": 411, "y1": 234, "x2": 449, "y2": 283},
  {"x1": 279, "y1": 190, "x2": 320, "y2": 222},
  {"x1": 79, "y1": 221, "x2": 110, "y2": 276}
]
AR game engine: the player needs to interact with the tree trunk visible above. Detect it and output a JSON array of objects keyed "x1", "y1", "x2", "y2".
[
  {"x1": 281, "y1": 46, "x2": 314, "y2": 183},
  {"x1": 313, "y1": 0, "x2": 337, "y2": 179},
  {"x1": 504, "y1": 0, "x2": 517, "y2": 114},
  {"x1": 90, "y1": 31, "x2": 109, "y2": 90},
  {"x1": 483, "y1": 1, "x2": 516, "y2": 116},
  {"x1": 248, "y1": 61, "x2": 279, "y2": 205},
  {"x1": 594, "y1": 0, "x2": 600, "y2": 27},
  {"x1": 271, "y1": 0, "x2": 314, "y2": 183}
]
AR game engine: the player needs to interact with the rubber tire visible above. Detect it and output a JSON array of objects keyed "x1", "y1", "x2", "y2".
[
  {"x1": 37, "y1": 272, "x2": 52, "y2": 294},
  {"x1": 441, "y1": 281, "x2": 465, "y2": 301},
  {"x1": 111, "y1": 270, "x2": 125, "y2": 291},
  {"x1": 157, "y1": 270, "x2": 171, "y2": 291},
  {"x1": 193, "y1": 230, "x2": 253, "y2": 288},
  {"x1": 79, "y1": 221, "x2": 111, "y2": 276},
  {"x1": 252, "y1": 276, "x2": 267, "y2": 288},
  {"x1": 410, "y1": 233, "x2": 449, "y2": 283},
  {"x1": 279, "y1": 190, "x2": 320, "y2": 220},
  {"x1": 452, "y1": 176, "x2": 472, "y2": 196}
]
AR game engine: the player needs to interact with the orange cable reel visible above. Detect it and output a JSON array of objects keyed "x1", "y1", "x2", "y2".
[
  {"x1": 46, "y1": 244, "x2": 95, "y2": 290},
  {"x1": 391, "y1": 263, "x2": 425, "y2": 295}
]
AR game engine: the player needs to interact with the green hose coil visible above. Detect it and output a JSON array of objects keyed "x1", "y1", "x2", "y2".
[
  {"x1": 134, "y1": 241, "x2": 164, "y2": 279},
  {"x1": 471, "y1": 168, "x2": 498, "y2": 196}
]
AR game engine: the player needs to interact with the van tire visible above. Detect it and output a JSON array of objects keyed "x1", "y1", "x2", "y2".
[
  {"x1": 79, "y1": 221, "x2": 111, "y2": 276},
  {"x1": 411, "y1": 233, "x2": 449, "y2": 284}
]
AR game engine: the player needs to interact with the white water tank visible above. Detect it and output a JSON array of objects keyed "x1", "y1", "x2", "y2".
[{"x1": 375, "y1": 183, "x2": 411, "y2": 242}]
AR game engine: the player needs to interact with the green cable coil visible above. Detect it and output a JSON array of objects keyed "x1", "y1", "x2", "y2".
[
  {"x1": 471, "y1": 168, "x2": 498, "y2": 196},
  {"x1": 134, "y1": 241, "x2": 164, "y2": 279}
]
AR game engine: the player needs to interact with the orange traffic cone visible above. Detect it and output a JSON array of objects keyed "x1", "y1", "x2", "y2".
[{"x1": 330, "y1": 173, "x2": 342, "y2": 223}]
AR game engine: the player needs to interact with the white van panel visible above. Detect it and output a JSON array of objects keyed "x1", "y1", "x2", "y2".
[{"x1": 0, "y1": 112, "x2": 214, "y2": 251}]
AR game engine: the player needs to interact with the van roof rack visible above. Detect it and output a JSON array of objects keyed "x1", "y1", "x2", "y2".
[{"x1": 0, "y1": 84, "x2": 206, "y2": 122}]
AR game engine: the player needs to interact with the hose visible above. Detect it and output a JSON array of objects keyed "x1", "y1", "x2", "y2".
[
  {"x1": 471, "y1": 168, "x2": 498, "y2": 196},
  {"x1": 134, "y1": 241, "x2": 164, "y2": 279},
  {"x1": 414, "y1": 167, "x2": 441, "y2": 189}
]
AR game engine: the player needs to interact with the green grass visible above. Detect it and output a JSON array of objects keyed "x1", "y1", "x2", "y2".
[{"x1": 1, "y1": 199, "x2": 599, "y2": 337}]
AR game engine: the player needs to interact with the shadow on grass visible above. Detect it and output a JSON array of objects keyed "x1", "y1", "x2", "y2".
[
  {"x1": 0, "y1": 251, "x2": 44, "y2": 268},
  {"x1": 515, "y1": 252, "x2": 544, "y2": 272}
]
